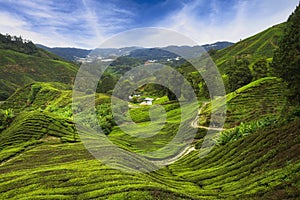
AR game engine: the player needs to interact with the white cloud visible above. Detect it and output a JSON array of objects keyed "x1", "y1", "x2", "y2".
[
  {"x1": 156, "y1": 0, "x2": 299, "y2": 45},
  {"x1": 0, "y1": 12, "x2": 51, "y2": 43},
  {"x1": 0, "y1": 12, "x2": 26, "y2": 28},
  {"x1": 0, "y1": 0, "x2": 136, "y2": 48},
  {"x1": 99, "y1": 28, "x2": 198, "y2": 48},
  {"x1": 0, "y1": 11, "x2": 97, "y2": 48}
]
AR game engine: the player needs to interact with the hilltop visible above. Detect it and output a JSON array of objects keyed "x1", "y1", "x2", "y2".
[
  {"x1": 213, "y1": 23, "x2": 285, "y2": 69},
  {"x1": 36, "y1": 44, "x2": 92, "y2": 61}
]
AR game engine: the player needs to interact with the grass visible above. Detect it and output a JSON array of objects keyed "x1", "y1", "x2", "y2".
[
  {"x1": 168, "y1": 118, "x2": 300, "y2": 199},
  {"x1": 0, "y1": 64, "x2": 298, "y2": 199},
  {"x1": 216, "y1": 115, "x2": 283, "y2": 145},
  {"x1": 0, "y1": 142, "x2": 200, "y2": 199},
  {"x1": 0, "y1": 110, "x2": 78, "y2": 163}
]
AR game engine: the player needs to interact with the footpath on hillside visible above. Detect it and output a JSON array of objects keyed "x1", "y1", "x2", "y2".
[
  {"x1": 154, "y1": 101, "x2": 225, "y2": 165},
  {"x1": 191, "y1": 102, "x2": 225, "y2": 131}
]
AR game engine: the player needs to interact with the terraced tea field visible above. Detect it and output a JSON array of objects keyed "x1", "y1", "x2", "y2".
[
  {"x1": 198, "y1": 77, "x2": 288, "y2": 128},
  {"x1": 0, "y1": 77, "x2": 299, "y2": 199}
]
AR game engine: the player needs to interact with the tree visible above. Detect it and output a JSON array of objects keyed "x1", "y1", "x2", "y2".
[
  {"x1": 0, "y1": 33, "x2": 38, "y2": 55},
  {"x1": 202, "y1": 59, "x2": 225, "y2": 98},
  {"x1": 186, "y1": 71, "x2": 202, "y2": 97},
  {"x1": 97, "y1": 73, "x2": 118, "y2": 94},
  {"x1": 225, "y1": 58, "x2": 253, "y2": 92},
  {"x1": 271, "y1": 3, "x2": 300, "y2": 104},
  {"x1": 252, "y1": 59, "x2": 270, "y2": 80}
]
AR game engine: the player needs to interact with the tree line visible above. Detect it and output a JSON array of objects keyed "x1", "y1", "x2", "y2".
[{"x1": 0, "y1": 33, "x2": 38, "y2": 55}]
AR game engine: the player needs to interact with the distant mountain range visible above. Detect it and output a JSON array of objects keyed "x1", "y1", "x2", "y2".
[
  {"x1": 36, "y1": 41, "x2": 233, "y2": 62},
  {"x1": 35, "y1": 44, "x2": 91, "y2": 61}
]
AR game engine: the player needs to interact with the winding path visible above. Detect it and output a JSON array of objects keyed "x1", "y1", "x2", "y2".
[
  {"x1": 191, "y1": 102, "x2": 225, "y2": 131},
  {"x1": 153, "y1": 145, "x2": 195, "y2": 166},
  {"x1": 155, "y1": 101, "x2": 226, "y2": 165}
]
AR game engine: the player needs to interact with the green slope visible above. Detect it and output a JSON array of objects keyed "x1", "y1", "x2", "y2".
[
  {"x1": 0, "y1": 120, "x2": 298, "y2": 199},
  {"x1": 0, "y1": 106, "x2": 298, "y2": 199},
  {"x1": 0, "y1": 110, "x2": 78, "y2": 163},
  {"x1": 1, "y1": 82, "x2": 72, "y2": 112},
  {"x1": 199, "y1": 77, "x2": 288, "y2": 128},
  {"x1": 213, "y1": 23, "x2": 285, "y2": 70},
  {"x1": 169, "y1": 118, "x2": 300, "y2": 199},
  {"x1": 0, "y1": 141, "x2": 202, "y2": 200},
  {"x1": 0, "y1": 81, "x2": 110, "y2": 165},
  {"x1": 0, "y1": 48, "x2": 78, "y2": 100}
]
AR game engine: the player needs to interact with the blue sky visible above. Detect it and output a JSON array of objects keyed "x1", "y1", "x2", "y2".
[{"x1": 0, "y1": 0, "x2": 298, "y2": 48}]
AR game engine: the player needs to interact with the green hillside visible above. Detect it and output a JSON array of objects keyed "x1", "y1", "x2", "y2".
[
  {"x1": 0, "y1": 119, "x2": 298, "y2": 199},
  {"x1": 1, "y1": 82, "x2": 72, "y2": 111},
  {"x1": 213, "y1": 23, "x2": 285, "y2": 69},
  {"x1": 0, "y1": 75, "x2": 299, "y2": 199},
  {"x1": 169, "y1": 118, "x2": 300, "y2": 199},
  {"x1": 0, "y1": 81, "x2": 110, "y2": 163},
  {"x1": 0, "y1": 110, "x2": 78, "y2": 163},
  {"x1": 177, "y1": 22, "x2": 286, "y2": 98},
  {"x1": 199, "y1": 77, "x2": 288, "y2": 128},
  {"x1": 0, "y1": 35, "x2": 78, "y2": 100}
]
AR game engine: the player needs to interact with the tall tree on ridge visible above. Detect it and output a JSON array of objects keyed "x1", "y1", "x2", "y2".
[{"x1": 271, "y1": 3, "x2": 300, "y2": 104}]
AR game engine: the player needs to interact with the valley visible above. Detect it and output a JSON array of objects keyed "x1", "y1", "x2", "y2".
[{"x1": 0, "y1": 3, "x2": 299, "y2": 199}]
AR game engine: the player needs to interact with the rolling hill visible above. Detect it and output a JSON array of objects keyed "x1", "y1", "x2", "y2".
[
  {"x1": 0, "y1": 77, "x2": 299, "y2": 199},
  {"x1": 0, "y1": 37, "x2": 79, "y2": 100},
  {"x1": 36, "y1": 44, "x2": 91, "y2": 62},
  {"x1": 198, "y1": 77, "x2": 288, "y2": 128},
  {"x1": 37, "y1": 42, "x2": 233, "y2": 62},
  {"x1": 212, "y1": 23, "x2": 285, "y2": 71}
]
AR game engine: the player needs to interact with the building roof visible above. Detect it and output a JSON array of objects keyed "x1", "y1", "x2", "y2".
[{"x1": 144, "y1": 98, "x2": 154, "y2": 101}]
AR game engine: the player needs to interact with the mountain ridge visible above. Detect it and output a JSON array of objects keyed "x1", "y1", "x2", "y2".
[{"x1": 37, "y1": 41, "x2": 234, "y2": 61}]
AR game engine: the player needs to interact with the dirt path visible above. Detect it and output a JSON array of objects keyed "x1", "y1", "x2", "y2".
[
  {"x1": 153, "y1": 103, "x2": 210, "y2": 165},
  {"x1": 191, "y1": 102, "x2": 208, "y2": 128},
  {"x1": 191, "y1": 102, "x2": 225, "y2": 131},
  {"x1": 157, "y1": 102, "x2": 226, "y2": 165},
  {"x1": 153, "y1": 145, "x2": 196, "y2": 166}
]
